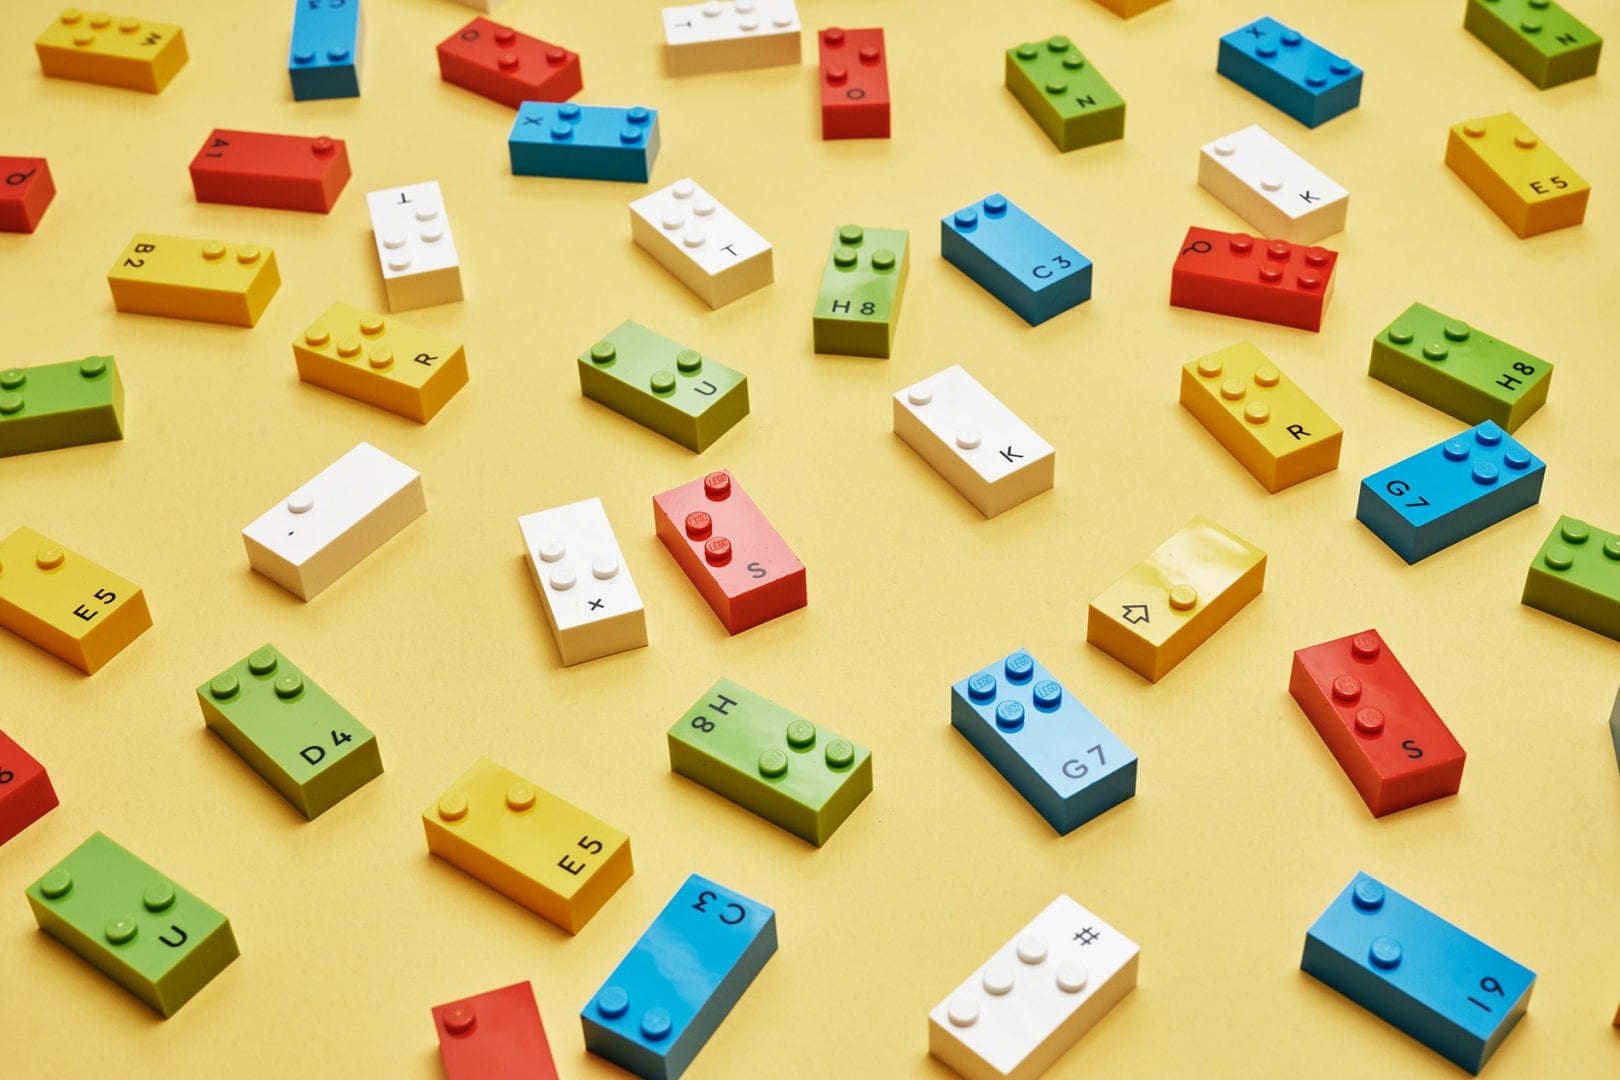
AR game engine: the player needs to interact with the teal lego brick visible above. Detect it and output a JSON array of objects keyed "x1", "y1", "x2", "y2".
[
  {"x1": 1368, "y1": 303, "x2": 1551, "y2": 433},
  {"x1": 1004, "y1": 35, "x2": 1125, "y2": 152},
  {"x1": 1464, "y1": 0, "x2": 1602, "y2": 88},
  {"x1": 578, "y1": 320, "x2": 749, "y2": 452},
  {"x1": 812, "y1": 224, "x2": 909, "y2": 358},
  {"x1": 0, "y1": 355, "x2": 124, "y2": 457}
]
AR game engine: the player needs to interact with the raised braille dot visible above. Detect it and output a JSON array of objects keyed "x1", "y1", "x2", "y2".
[
  {"x1": 1332, "y1": 675, "x2": 1362, "y2": 703},
  {"x1": 995, "y1": 701, "x2": 1025, "y2": 732},
  {"x1": 444, "y1": 1005, "x2": 476, "y2": 1035},
  {"x1": 590, "y1": 342, "x2": 616, "y2": 365},
  {"x1": 825, "y1": 739, "x2": 854, "y2": 769},
  {"x1": 335, "y1": 337, "x2": 361, "y2": 358},
  {"x1": 312, "y1": 137, "x2": 335, "y2": 157},
  {"x1": 236, "y1": 248, "x2": 261, "y2": 266},
  {"x1": 640, "y1": 1009, "x2": 672, "y2": 1041},
  {"x1": 1514, "y1": 132, "x2": 1539, "y2": 150},
  {"x1": 437, "y1": 793, "x2": 468, "y2": 821},
  {"x1": 1004, "y1": 653, "x2": 1034, "y2": 683},
  {"x1": 1504, "y1": 447, "x2": 1531, "y2": 471},
  {"x1": 1444, "y1": 322, "x2": 1471, "y2": 342},
  {"x1": 1476, "y1": 425, "x2": 1502, "y2": 448},
  {"x1": 1352, "y1": 877, "x2": 1385, "y2": 911},
  {"x1": 1472, "y1": 462, "x2": 1499, "y2": 486},
  {"x1": 1015, "y1": 43, "x2": 1038, "y2": 60},
  {"x1": 36, "y1": 547, "x2": 63, "y2": 570},
  {"x1": 104, "y1": 917, "x2": 137, "y2": 945},
  {"x1": 591, "y1": 557, "x2": 619, "y2": 581},
  {"x1": 872, "y1": 250, "x2": 896, "y2": 272},
  {"x1": 968, "y1": 672, "x2": 996, "y2": 703},
  {"x1": 704, "y1": 472, "x2": 731, "y2": 500},
  {"x1": 548, "y1": 568, "x2": 575, "y2": 591},
  {"x1": 1354, "y1": 707, "x2": 1385, "y2": 737},
  {"x1": 79, "y1": 356, "x2": 107, "y2": 378},
  {"x1": 1254, "y1": 365, "x2": 1280, "y2": 387},
  {"x1": 954, "y1": 209, "x2": 978, "y2": 230},
  {"x1": 824, "y1": 29, "x2": 846, "y2": 47},
  {"x1": 704, "y1": 537, "x2": 732, "y2": 566},
  {"x1": 1387, "y1": 324, "x2": 1414, "y2": 345},
  {"x1": 1056, "y1": 963, "x2": 1088, "y2": 993},
  {"x1": 1045, "y1": 79, "x2": 1069, "y2": 95},
  {"x1": 1370, "y1": 936, "x2": 1402, "y2": 969},
  {"x1": 1261, "y1": 177, "x2": 1283, "y2": 192},
  {"x1": 595, "y1": 987, "x2": 628, "y2": 1020},
  {"x1": 1560, "y1": 520, "x2": 1590, "y2": 544},
  {"x1": 947, "y1": 997, "x2": 980, "y2": 1027},
  {"x1": 210, "y1": 673, "x2": 240, "y2": 700},
  {"x1": 982, "y1": 967, "x2": 1013, "y2": 995},
  {"x1": 1464, "y1": 121, "x2": 1489, "y2": 139},
  {"x1": 1244, "y1": 402, "x2": 1270, "y2": 425},
  {"x1": 1169, "y1": 584, "x2": 1198, "y2": 611},
  {"x1": 275, "y1": 673, "x2": 303, "y2": 699},
  {"x1": 143, "y1": 881, "x2": 175, "y2": 912},
  {"x1": 676, "y1": 350, "x2": 702, "y2": 374},
  {"x1": 368, "y1": 348, "x2": 394, "y2": 370},
  {"x1": 650, "y1": 371, "x2": 676, "y2": 394},
  {"x1": 1606, "y1": 539, "x2": 1620, "y2": 562},
  {"x1": 1196, "y1": 356, "x2": 1223, "y2": 378},
  {"x1": 908, "y1": 387, "x2": 932, "y2": 406},
  {"x1": 0, "y1": 369, "x2": 23, "y2": 390},
  {"x1": 1258, "y1": 265, "x2": 1283, "y2": 284},
  {"x1": 288, "y1": 493, "x2": 314, "y2": 514},
  {"x1": 833, "y1": 246, "x2": 857, "y2": 268},
  {"x1": 786, "y1": 720, "x2": 816, "y2": 749},
  {"x1": 536, "y1": 537, "x2": 565, "y2": 563},
  {"x1": 0, "y1": 394, "x2": 21, "y2": 415},
  {"x1": 1221, "y1": 379, "x2": 1246, "y2": 401},
  {"x1": 955, "y1": 427, "x2": 981, "y2": 450},
  {"x1": 550, "y1": 122, "x2": 574, "y2": 141},
  {"x1": 1442, "y1": 439, "x2": 1471, "y2": 461},
  {"x1": 758, "y1": 750, "x2": 788, "y2": 778},
  {"x1": 1033, "y1": 680, "x2": 1062, "y2": 709},
  {"x1": 983, "y1": 195, "x2": 1008, "y2": 216},
  {"x1": 1228, "y1": 235, "x2": 1253, "y2": 254},
  {"x1": 1543, "y1": 545, "x2": 1573, "y2": 571},
  {"x1": 684, "y1": 512, "x2": 712, "y2": 540},
  {"x1": 838, "y1": 225, "x2": 863, "y2": 247},
  {"x1": 1016, "y1": 935, "x2": 1048, "y2": 964},
  {"x1": 39, "y1": 869, "x2": 72, "y2": 899},
  {"x1": 1351, "y1": 632, "x2": 1380, "y2": 659},
  {"x1": 506, "y1": 783, "x2": 536, "y2": 811}
]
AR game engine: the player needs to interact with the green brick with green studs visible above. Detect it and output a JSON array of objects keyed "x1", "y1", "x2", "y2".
[
  {"x1": 577, "y1": 320, "x2": 749, "y2": 453},
  {"x1": 26, "y1": 832, "x2": 239, "y2": 1017},
  {"x1": 668, "y1": 677, "x2": 873, "y2": 847},
  {"x1": 1522, "y1": 516, "x2": 1620, "y2": 642},
  {"x1": 812, "y1": 225, "x2": 910, "y2": 358},
  {"x1": 1004, "y1": 35, "x2": 1125, "y2": 152},
  {"x1": 197, "y1": 644, "x2": 383, "y2": 820},
  {"x1": 0, "y1": 355, "x2": 124, "y2": 458},
  {"x1": 1463, "y1": 0, "x2": 1603, "y2": 89}
]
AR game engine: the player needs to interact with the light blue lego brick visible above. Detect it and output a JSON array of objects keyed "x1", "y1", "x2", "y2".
[
  {"x1": 1356, "y1": 421, "x2": 1544, "y2": 564},
  {"x1": 951, "y1": 649, "x2": 1136, "y2": 835},
  {"x1": 941, "y1": 193, "x2": 1091, "y2": 327},
  {"x1": 581, "y1": 873, "x2": 776, "y2": 1080},
  {"x1": 288, "y1": 0, "x2": 362, "y2": 101},
  {"x1": 510, "y1": 102, "x2": 661, "y2": 183},
  {"x1": 1217, "y1": 16, "x2": 1361, "y2": 128},
  {"x1": 1302, "y1": 872, "x2": 1535, "y2": 1074}
]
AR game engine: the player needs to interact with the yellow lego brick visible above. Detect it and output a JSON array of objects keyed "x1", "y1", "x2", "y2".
[
  {"x1": 1086, "y1": 516, "x2": 1265, "y2": 682},
  {"x1": 423, "y1": 757, "x2": 632, "y2": 934},
  {"x1": 35, "y1": 9, "x2": 188, "y2": 94},
  {"x1": 1444, "y1": 113, "x2": 1589, "y2": 239},
  {"x1": 0, "y1": 526, "x2": 152, "y2": 674},
  {"x1": 107, "y1": 234, "x2": 280, "y2": 327},
  {"x1": 293, "y1": 303, "x2": 470, "y2": 423},
  {"x1": 1179, "y1": 343, "x2": 1342, "y2": 493},
  {"x1": 1092, "y1": 0, "x2": 1172, "y2": 16}
]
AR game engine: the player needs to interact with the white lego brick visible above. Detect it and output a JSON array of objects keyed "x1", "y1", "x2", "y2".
[
  {"x1": 1198, "y1": 124, "x2": 1349, "y2": 244},
  {"x1": 893, "y1": 365, "x2": 1055, "y2": 518},
  {"x1": 929, "y1": 896, "x2": 1139, "y2": 1080},
  {"x1": 518, "y1": 497, "x2": 648, "y2": 666},
  {"x1": 242, "y1": 442, "x2": 426, "y2": 601},
  {"x1": 366, "y1": 180, "x2": 464, "y2": 312},
  {"x1": 662, "y1": 0, "x2": 801, "y2": 76},
  {"x1": 629, "y1": 177, "x2": 773, "y2": 308}
]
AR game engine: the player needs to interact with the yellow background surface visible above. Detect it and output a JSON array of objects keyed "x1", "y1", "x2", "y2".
[{"x1": 2, "y1": 0, "x2": 1617, "y2": 1077}]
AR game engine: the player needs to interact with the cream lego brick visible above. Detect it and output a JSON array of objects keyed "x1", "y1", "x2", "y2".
[
  {"x1": 366, "y1": 181, "x2": 463, "y2": 312},
  {"x1": 518, "y1": 497, "x2": 647, "y2": 666},
  {"x1": 893, "y1": 365, "x2": 1054, "y2": 518},
  {"x1": 629, "y1": 177, "x2": 773, "y2": 309},
  {"x1": 662, "y1": 0, "x2": 801, "y2": 76},
  {"x1": 929, "y1": 896, "x2": 1139, "y2": 1080},
  {"x1": 1198, "y1": 125, "x2": 1348, "y2": 244},
  {"x1": 242, "y1": 442, "x2": 426, "y2": 602}
]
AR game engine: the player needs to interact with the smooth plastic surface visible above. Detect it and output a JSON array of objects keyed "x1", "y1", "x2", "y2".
[
  {"x1": 189, "y1": 129, "x2": 350, "y2": 213},
  {"x1": 1198, "y1": 124, "x2": 1348, "y2": 243},
  {"x1": 436, "y1": 17, "x2": 581, "y2": 108},
  {"x1": 517, "y1": 497, "x2": 647, "y2": 666},
  {"x1": 106, "y1": 233, "x2": 280, "y2": 326},
  {"x1": 819, "y1": 28, "x2": 889, "y2": 139},
  {"x1": 1445, "y1": 112, "x2": 1589, "y2": 238},
  {"x1": 812, "y1": 224, "x2": 908, "y2": 357},
  {"x1": 1170, "y1": 226, "x2": 1336, "y2": 332},
  {"x1": 577, "y1": 320, "x2": 748, "y2": 452},
  {"x1": 0, "y1": 524, "x2": 151, "y2": 674},
  {"x1": 293, "y1": 302, "x2": 469, "y2": 423},
  {"x1": 1216, "y1": 16, "x2": 1362, "y2": 128},
  {"x1": 941, "y1": 193, "x2": 1091, "y2": 326},
  {"x1": 1521, "y1": 515, "x2": 1620, "y2": 642},
  {"x1": 0, "y1": 355, "x2": 124, "y2": 458},
  {"x1": 510, "y1": 103, "x2": 659, "y2": 182},
  {"x1": 366, "y1": 181, "x2": 463, "y2": 311},
  {"x1": 1004, "y1": 35, "x2": 1124, "y2": 151},
  {"x1": 629, "y1": 178, "x2": 773, "y2": 309},
  {"x1": 433, "y1": 981, "x2": 560, "y2": 1080}
]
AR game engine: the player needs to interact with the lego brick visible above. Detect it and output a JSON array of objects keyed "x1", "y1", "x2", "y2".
[
  {"x1": 293, "y1": 302, "x2": 469, "y2": 423},
  {"x1": 577, "y1": 320, "x2": 748, "y2": 452},
  {"x1": 26, "y1": 832, "x2": 239, "y2": 1017},
  {"x1": 819, "y1": 28, "x2": 889, "y2": 139},
  {"x1": 652, "y1": 469, "x2": 806, "y2": 635},
  {"x1": 240, "y1": 441, "x2": 425, "y2": 602},
  {"x1": 1368, "y1": 302, "x2": 1552, "y2": 434},
  {"x1": 0, "y1": 526, "x2": 151, "y2": 675},
  {"x1": 629, "y1": 178, "x2": 773, "y2": 309},
  {"x1": 424, "y1": 756, "x2": 632, "y2": 934},
  {"x1": 1611, "y1": 685, "x2": 1620, "y2": 773},
  {"x1": 949, "y1": 651, "x2": 1135, "y2": 836},
  {"x1": 812, "y1": 224, "x2": 909, "y2": 358},
  {"x1": 1091, "y1": 0, "x2": 1171, "y2": 16},
  {"x1": 366, "y1": 181, "x2": 463, "y2": 311},
  {"x1": 1290, "y1": 630, "x2": 1466, "y2": 817},
  {"x1": 106, "y1": 234, "x2": 280, "y2": 327},
  {"x1": 1464, "y1": 0, "x2": 1602, "y2": 88},
  {"x1": 1521, "y1": 515, "x2": 1620, "y2": 642},
  {"x1": 436, "y1": 17, "x2": 581, "y2": 109},
  {"x1": 1169, "y1": 226, "x2": 1337, "y2": 332},
  {"x1": 1179, "y1": 342, "x2": 1341, "y2": 493},
  {"x1": 1302, "y1": 872, "x2": 1535, "y2": 1073},
  {"x1": 189, "y1": 129, "x2": 351, "y2": 214},
  {"x1": 1356, "y1": 421, "x2": 1544, "y2": 564},
  {"x1": 509, "y1": 103, "x2": 660, "y2": 183},
  {"x1": 518, "y1": 497, "x2": 647, "y2": 666},
  {"x1": 1199, "y1": 125, "x2": 1348, "y2": 244},
  {"x1": 1445, "y1": 112, "x2": 1588, "y2": 238},
  {"x1": 0, "y1": 356, "x2": 125, "y2": 459},
  {"x1": 1004, "y1": 35, "x2": 1125, "y2": 152},
  {"x1": 893, "y1": 365, "x2": 1054, "y2": 517},
  {"x1": 288, "y1": 0, "x2": 361, "y2": 100},
  {"x1": 582, "y1": 873, "x2": 776, "y2": 1080},
  {"x1": 434, "y1": 981, "x2": 559, "y2": 1080},
  {"x1": 1217, "y1": 16, "x2": 1362, "y2": 128},
  {"x1": 669, "y1": 677, "x2": 873, "y2": 846},
  {"x1": 941, "y1": 194, "x2": 1091, "y2": 327},
  {"x1": 196, "y1": 644, "x2": 383, "y2": 820},
  {"x1": 929, "y1": 895, "x2": 1139, "y2": 1080},
  {"x1": 0, "y1": 157, "x2": 54, "y2": 233},
  {"x1": 35, "y1": 9, "x2": 187, "y2": 93},
  {"x1": 1086, "y1": 516, "x2": 1265, "y2": 682},
  {"x1": 0, "y1": 728, "x2": 59, "y2": 846},
  {"x1": 663, "y1": 0, "x2": 801, "y2": 76}
]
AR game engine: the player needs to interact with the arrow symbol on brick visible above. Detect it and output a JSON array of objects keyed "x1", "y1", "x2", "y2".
[{"x1": 1122, "y1": 604, "x2": 1150, "y2": 625}]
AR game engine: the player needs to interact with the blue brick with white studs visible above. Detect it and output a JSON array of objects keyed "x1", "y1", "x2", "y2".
[
  {"x1": 940, "y1": 194, "x2": 1091, "y2": 326},
  {"x1": 509, "y1": 103, "x2": 661, "y2": 182},
  {"x1": 1217, "y1": 16, "x2": 1361, "y2": 128},
  {"x1": 288, "y1": 0, "x2": 362, "y2": 101}
]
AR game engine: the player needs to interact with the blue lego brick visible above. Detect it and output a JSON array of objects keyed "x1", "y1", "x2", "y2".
[
  {"x1": 1302, "y1": 872, "x2": 1535, "y2": 1074},
  {"x1": 1217, "y1": 16, "x2": 1362, "y2": 128},
  {"x1": 941, "y1": 193, "x2": 1091, "y2": 327},
  {"x1": 509, "y1": 102, "x2": 661, "y2": 183},
  {"x1": 1356, "y1": 421, "x2": 1544, "y2": 564},
  {"x1": 950, "y1": 649, "x2": 1137, "y2": 835},
  {"x1": 288, "y1": 0, "x2": 362, "y2": 101},
  {"x1": 581, "y1": 873, "x2": 776, "y2": 1080}
]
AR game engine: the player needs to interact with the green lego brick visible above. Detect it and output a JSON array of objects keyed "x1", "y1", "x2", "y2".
[
  {"x1": 26, "y1": 832, "x2": 239, "y2": 1017},
  {"x1": 668, "y1": 677, "x2": 873, "y2": 847},
  {"x1": 812, "y1": 225, "x2": 910, "y2": 358},
  {"x1": 197, "y1": 644, "x2": 383, "y2": 820},
  {"x1": 1464, "y1": 0, "x2": 1602, "y2": 88},
  {"x1": 578, "y1": 321, "x2": 749, "y2": 453},
  {"x1": 1005, "y1": 35, "x2": 1125, "y2": 152},
  {"x1": 0, "y1": 355, "x2": 124, "y2": 458},
  {"x1": 1522, "y1": 516, "x2": 1620, "y2": 642},
  {"x1": 1368, "y1": 303, "x2": 1552, "y2": 433}
]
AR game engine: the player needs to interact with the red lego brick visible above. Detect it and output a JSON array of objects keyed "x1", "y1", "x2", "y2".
[
  {"x1": 819, "y1": 27, "x2": 890, "y2": 140},
  {"x1": 0, "y1": 157, "x2": 55, "y2": 233},
  {"x1": 432, "y1": 981, "x2": 558, "y2": 1080},
  {"x1": 1289, "y1": 629, "x2": 1465, "y2": 817},
  {"x1": 0, "y1": 728, "x2": 59, "y2": 845},
  {"x1": 1170, "y1": 226, "x2": 1337, "y2": 332},
  {"x1": 188, "y1": 130, "x2": 351, "y2": 214},
  {"x1": 436, "y1": 18, "x2": 581, "y2": 110},
  {"x1": 653, "y1": 469, "x2": 807, "y2": 635}
]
